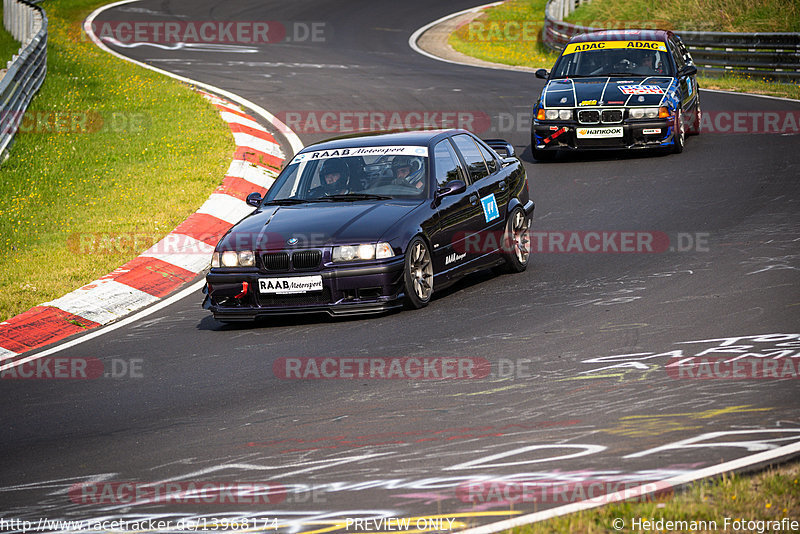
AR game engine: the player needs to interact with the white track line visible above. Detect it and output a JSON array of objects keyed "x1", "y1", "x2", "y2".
[
  {"x1": 0, "y1": 0, "x2": 303, "y2": 370},
  {"x1": 457, "y1": 440, "x2": 800, "y2": 534},
  {"x1": 84, "y1": 0, "x2": 303, "y2": 154},
  {"x1": 0, "y1": 280, "x2": 205, "y2": 372},
  {"x1": 410, "y1": 7, "x2": 800, "y2": 534},
  {"x1": 408, "y1": 2, "x2": 502, "y2": 67},
  {"x1": 408, "y1": 4, "x2": 800, "y2": 103}
]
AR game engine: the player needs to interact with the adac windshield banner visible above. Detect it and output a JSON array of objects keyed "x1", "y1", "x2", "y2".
[{"x1": 563, "y1": 40, "x2": 667, "y2": 55}]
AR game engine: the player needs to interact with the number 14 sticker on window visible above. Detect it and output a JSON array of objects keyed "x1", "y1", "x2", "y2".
[{"x1": 481, "y1": 193, "x2": 499, "y2": 223}]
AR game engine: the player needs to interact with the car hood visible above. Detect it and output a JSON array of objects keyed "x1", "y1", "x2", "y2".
[
  {"x1": 543, "y1": 76, "x2": 675, "y2": 108},
  {"x1": 218, "y1": 200, "x2": 424, "y2": 251}
]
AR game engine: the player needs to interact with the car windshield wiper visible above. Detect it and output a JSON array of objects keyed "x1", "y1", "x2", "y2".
[
  {"x1": 263, "y1": 198, "x2": 315, "y2": 205},
  {"x1": 317, "y1": 193, "x2": 392, "y2": 201}
]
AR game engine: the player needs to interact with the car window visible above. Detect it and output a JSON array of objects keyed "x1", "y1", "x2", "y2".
[
  {"x1": 669, "y1": 38, "x2": 685, "y2": 70},
  {"x1": 265, "y1": 161, "x2": 304, "y2": 199},
  {"x1": 452, "y1": 134, "x2": 489, "y2": 183},
  {"x1": 475, "y1": 140, "x2": 499, "y2": 175},
  {"x1": 674, "y1": 37, "x2": 693, "y2": 65},
  {"x1": 433, "y1": 140, "x2": 464, "y2": 188},
  {"x1": 266, "y1": 150, "x2": 429, "y2": 201}
]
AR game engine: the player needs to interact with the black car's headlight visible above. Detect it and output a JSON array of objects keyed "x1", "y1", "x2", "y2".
[
  {"x1": 332, "y1": 242, "x2": 394, "y2": 262},
  {"x1": 212, "y1": 250, "x2": 256, "y2": 268}
]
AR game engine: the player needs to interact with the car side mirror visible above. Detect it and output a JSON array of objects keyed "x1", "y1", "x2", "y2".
[
  {"x1": 680, "y1": 65, "x2": 697, "y2": 77},
  {"x1": 246, "y1": 192, "x2": 263, "y2": 207},
  {"x1": 535, "y1": 68, "x2": 549, "y2": 80},
  {"x1": 432, "y1": 179, "x2": 467, "y2": 207}
]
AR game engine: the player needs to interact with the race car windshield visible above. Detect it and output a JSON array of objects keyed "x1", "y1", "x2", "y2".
[
  {"x1": 551, "y1": 44, "x2": 674, "y2": 78},
  {"x1": 265, "y1": 149, "x2": 430, "y2": 202}
]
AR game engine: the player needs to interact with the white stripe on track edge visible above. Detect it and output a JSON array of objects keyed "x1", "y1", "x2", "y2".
[
  {"x1": 0, "y1": 1, "x2": 304, "y2": 370},
  {"x1": 83, "y1": 0, "x2": 304, "y2": 154},
  {"x1": 0, "y1": 280, "x2": 205, "y2": 372},
  {"x1": 410, "y1": 6, "x2": 800, "y2": 534},
  {"x1": 458, "y1": 440, "x2": 800, "y2": 534}
]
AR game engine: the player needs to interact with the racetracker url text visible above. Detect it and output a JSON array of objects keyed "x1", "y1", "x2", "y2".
[{"x1": 0, "y1": 517, "x2": 279, "y2": 532}]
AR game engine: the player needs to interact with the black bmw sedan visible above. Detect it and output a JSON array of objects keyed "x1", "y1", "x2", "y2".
[{"x1": 203, "y1": 129, "x2": 534, "y2": 321}]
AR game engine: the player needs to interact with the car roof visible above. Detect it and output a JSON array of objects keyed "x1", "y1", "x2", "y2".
[
  {"x1": 299, "y1": 129, "x2": 467, "y2": 153},
  {"x1": 567, "y1": 29, "x2": 673, "y2": 44}
]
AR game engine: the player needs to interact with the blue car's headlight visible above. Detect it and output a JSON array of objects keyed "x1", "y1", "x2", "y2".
[
  {"x1": 629, "y1": 107, "x2": 661, "y2": 119},
  {"x1": 332, "y1": 242, "x2": 394, "y2": 262},
  {"x1": 543, "y1": 109, "x2": 572, "y2": 120}
]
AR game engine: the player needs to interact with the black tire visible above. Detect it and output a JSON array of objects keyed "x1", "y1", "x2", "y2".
[
  {"x1": 672, "y1": 108, "x2": 685, "y2": 154},
  {"x1": 687, "y1": 95, "x2": 701, "y2": 136},
  {"x1": 499, "y1": 207, "x2": 531, "y2": 273},
  {"x1": 403, "y1": 236, "x2": 434, "y2": 309}
]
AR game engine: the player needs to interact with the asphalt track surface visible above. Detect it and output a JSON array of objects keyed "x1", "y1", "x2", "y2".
[{"x1": 1, "y1": 1, "x2": 800, "y2": 532}]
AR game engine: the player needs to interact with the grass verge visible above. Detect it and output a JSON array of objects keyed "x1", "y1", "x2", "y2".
[
  {"x1": 448, "y1": 0, "x2": 800, "y2": 100},
  {"x1": 0, "y1": 0, "x2": 234, "y2": 322},
  {"x1": 564, "y1": 0, "x2": 800, "y2": 33},
  {"x1": 504, "y1": 460, "x2": 800, "y2": 533}
]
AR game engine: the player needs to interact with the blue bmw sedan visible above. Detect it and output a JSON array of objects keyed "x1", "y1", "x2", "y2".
[{"x1": 531, "y1": 29, "x2": 701, "y2": 160}]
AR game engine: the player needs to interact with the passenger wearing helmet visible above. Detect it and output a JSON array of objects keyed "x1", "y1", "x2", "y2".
[
  {"x1": 391, "y1": 155, "x2": 425, "y2": 191},
  {"x1": 310, "y1": 158, "x2": 349, "y2": 197},
  {"x1": 392, "y1": 156, "x2": 414, "y2": 182}
]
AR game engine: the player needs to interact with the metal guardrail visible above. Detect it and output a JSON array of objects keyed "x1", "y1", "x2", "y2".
[
  {"x1": 1, "y1": 0, "x2": 47, "y2": 162},
  {"x1": 542, "y1": 0, "x2": 800, "y2": 82}
]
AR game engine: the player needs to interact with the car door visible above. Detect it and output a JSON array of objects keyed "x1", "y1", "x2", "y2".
[
  {"x1": 473, "y1": 136, "x2": 510, "y2": 222},
  {"x1": 451, "y1": 134, "x2": 507, "y2": 258},
  {"x1": 428, "y1": 138, "x2": 484, "y2": 278}
]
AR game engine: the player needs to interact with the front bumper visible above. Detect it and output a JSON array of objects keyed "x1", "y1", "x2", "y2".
[
  {"x1": 203, "y1": 256, "x2": 406, "y2": 320},
  {"x1": 532, "y1": 119, "x2": 676, "y2": 151}
]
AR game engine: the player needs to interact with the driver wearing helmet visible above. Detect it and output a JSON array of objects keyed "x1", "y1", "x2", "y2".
[
  {"x1": 310, "y1": 158, "x2": 349, "y2": 197},
  {"x1": 635, "y1": 52, "x2": 663, "y2": 74}
]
